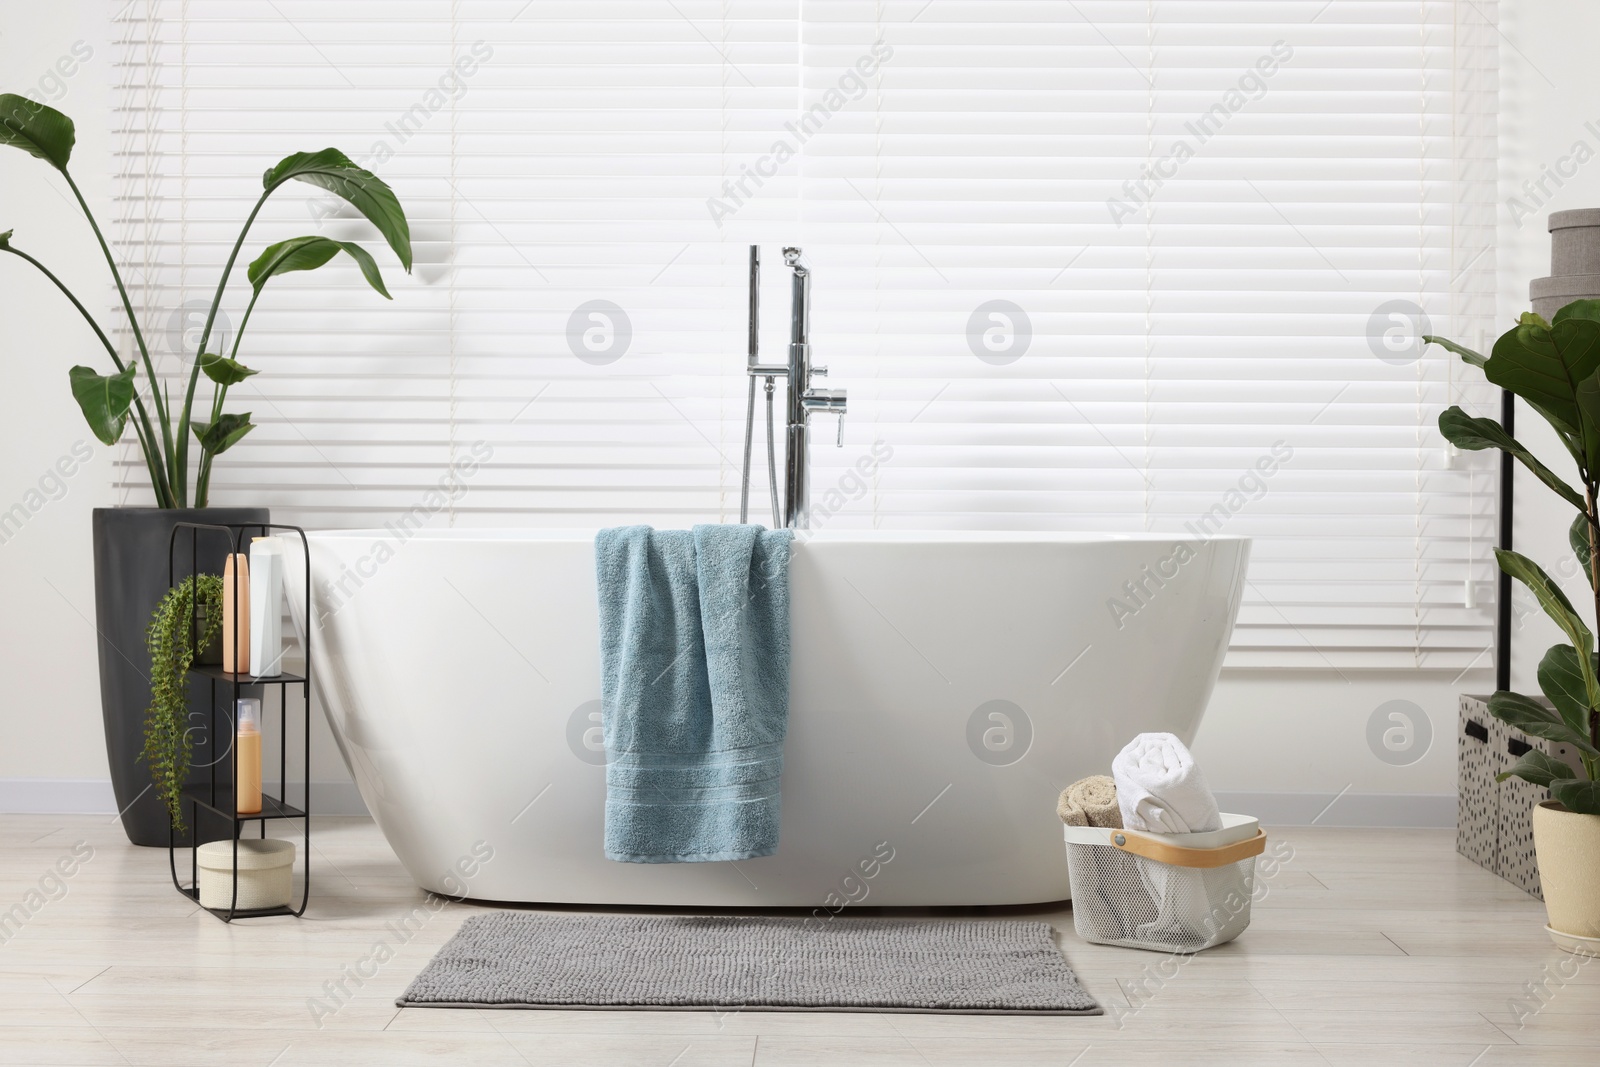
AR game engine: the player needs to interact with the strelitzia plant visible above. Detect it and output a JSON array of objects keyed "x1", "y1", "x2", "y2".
[
  {"x1": 0, "y1": 95, "x2": 412, "y2": 507},
  {"x1": 1430, "y1": 302, "x2": 1600, "y2": 815}
]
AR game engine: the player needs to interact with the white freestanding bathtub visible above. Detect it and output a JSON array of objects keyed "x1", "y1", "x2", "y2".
[{"x1": 287, "y1": 530, "x2": 1247, "y2": 907}]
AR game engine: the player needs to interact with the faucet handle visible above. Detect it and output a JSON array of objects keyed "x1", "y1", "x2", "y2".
[
  {"x1": 811, "y1": 365, "x2": 827, "y2": 378},
  {"x1": 801, "y1": 388, "x2": 846, "y2": 412},
  {"x1": 836, "y1": 412, "x2": 845, "y2": 448}
]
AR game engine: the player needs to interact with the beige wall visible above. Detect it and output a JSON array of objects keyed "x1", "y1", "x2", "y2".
[{"x1": 1, "y1": 4, "x2": 122, "y2": 788}]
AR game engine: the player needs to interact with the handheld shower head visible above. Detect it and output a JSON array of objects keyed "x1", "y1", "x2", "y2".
[{"x1": 747, "y1": 245, "x2": 760, "y2": 366}]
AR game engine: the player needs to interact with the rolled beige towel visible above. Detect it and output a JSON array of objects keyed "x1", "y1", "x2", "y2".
[{"x1": 1057, "y1": 775, "x2": 1123, "y2": 828}]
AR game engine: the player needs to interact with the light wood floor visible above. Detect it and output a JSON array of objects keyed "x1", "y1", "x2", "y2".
[{"x1": 1, "y1": 815, "x2": 1595, "y2": 1065}]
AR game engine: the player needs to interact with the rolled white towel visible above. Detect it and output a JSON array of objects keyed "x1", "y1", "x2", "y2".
[{"x1": 1111, "y1": 732, "x2": 1222, "y2": 834}]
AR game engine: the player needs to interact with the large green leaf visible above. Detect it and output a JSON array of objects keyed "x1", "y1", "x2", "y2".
[
  {"x1": 1571, "y1": 512, "x2": 1595, "y2": 591},
  {"x1": 1551, "y1": 778, "x2": 1600, "y2": 816},
  {"x1": 1497, "y1": 549, "x2": 1595, "y2": 664},
  {"x1": 1423, "y1": 334, "x2": 1487, "y2": 368},
  {"x1": 198, "y1": 353, "x2": 258, "y2": 387},
  {"x1": 1537, "y1": 644, "x2": 1599, "y2": 741},
  {"x1": 1489, "y1": 691, "x2": 1600, "y2": 757},
  {"x1": 1553, "y1": 299, "x2": 1600, "y2": 326},
  {"x1": 246, "y1": 235, "x2": 391, "y2": 298},
  {"x1": 1577, "y1": 369, "x2": 1600, "y2": 473},
  {"x1": 262, "y1": 149, "x2": 411, "y2": 272},
  {"x1": 192, "y1": 413, "x2": 255, "y2": 456},
  {"x1": 67, "y1": 364, "x2": 135, "y2": 446},
  {"x1": 1495, "y1": 748, "x2": 1581, "y2": 788},
  {"x1": 0, "y1": 95, "x2": 74, "y2": 170},
  {"x1": 1529, "y1": 401, "x2": 1588, "y2": 473},
  {"x1": 1486, "y1": 316, "x2": 1600, "y2": 437},
  {"x1": 1439, "y1": 406, "x2": 1586, "y2": 510}
]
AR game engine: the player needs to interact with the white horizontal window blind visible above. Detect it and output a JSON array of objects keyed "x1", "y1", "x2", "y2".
[{"x1": 110, "y1": 0, "x2": 1499, "y2": 669}]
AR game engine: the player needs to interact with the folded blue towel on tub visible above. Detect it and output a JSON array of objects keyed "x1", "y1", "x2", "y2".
[{"x1": 595, "y1": 524, "x2": 794, "y2": 863}]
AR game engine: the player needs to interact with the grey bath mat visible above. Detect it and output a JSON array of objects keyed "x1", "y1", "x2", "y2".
[{"x1": 397, "y1": 914, "x2": 1100, "y2": 1015}]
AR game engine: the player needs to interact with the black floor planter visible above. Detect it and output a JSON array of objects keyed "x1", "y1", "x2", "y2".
[{"x1": 93, "y1": 506, "x2": 269, "y2": 847}]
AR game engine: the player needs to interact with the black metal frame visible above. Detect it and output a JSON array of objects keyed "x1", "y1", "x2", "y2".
[
  {"x1": 164, "y1": 521, "x2": 311, "y2": 922},
  {"x1": 1498, "y1": 389, "x2": 1514, "y2": 693}
]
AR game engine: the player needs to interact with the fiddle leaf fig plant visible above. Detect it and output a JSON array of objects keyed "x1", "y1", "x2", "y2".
[
  {"x1": 0, "y1": 95, "x2": 412, "y2": 507},
  {"x1": 1430, "y1": 300, "x2": 1600, "y2": 815}
]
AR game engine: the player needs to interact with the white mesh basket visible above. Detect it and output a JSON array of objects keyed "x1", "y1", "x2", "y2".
[{"x1": 1064, "y1": 813, "x2": 1265, "y2": 953}]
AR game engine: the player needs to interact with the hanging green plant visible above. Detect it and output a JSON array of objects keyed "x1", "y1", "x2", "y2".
[{"x1": 143, "y1": 574, "x2": 223, "y2": 830}]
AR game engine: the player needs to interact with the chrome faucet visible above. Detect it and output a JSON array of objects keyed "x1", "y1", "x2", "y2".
[{"x1": 739, "y1": 246, "x2": 846, "y2": 530}]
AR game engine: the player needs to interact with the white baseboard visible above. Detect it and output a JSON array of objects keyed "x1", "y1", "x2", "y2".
[
  {"x1": 0, "y1": 778, "x2": 370, "y2": 817},
  {"x1": 0, "y1": 778, "x2": 117, "y2": 814},
  {"x1": 1215, "y1": 791, "x2": 1456, "y2": 828}
]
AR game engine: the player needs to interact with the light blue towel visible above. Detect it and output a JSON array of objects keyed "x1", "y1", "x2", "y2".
[{"x1": 595, "y1": 524, "x2": 794, "y2": 863}]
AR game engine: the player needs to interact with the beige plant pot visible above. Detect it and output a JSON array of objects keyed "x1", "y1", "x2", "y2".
[{"x1": 1533, "y1": 800, "x2": 1600, "y2": 953}]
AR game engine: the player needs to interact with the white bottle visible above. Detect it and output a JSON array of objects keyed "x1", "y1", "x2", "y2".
[{"x1": 249, "y1": 536, "x2": 285, "y2": 677}]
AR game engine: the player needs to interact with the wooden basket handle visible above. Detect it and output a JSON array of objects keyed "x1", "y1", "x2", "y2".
[{"x1": 1111, "y1": 828, "x2": 1267, "y2": 869}]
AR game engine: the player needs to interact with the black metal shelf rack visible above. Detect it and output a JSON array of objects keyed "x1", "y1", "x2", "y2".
[{"x1": 165, "y1": 522, "x2": 311, "y2": 922}]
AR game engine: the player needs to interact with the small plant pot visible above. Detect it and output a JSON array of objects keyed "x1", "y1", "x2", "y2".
[
  {"x1": 1533, "y1": 800, "x2": 1600, "y2": 951},
  {"x1": 93, "y1": 506, "x2": 268, "y2": 846}
]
